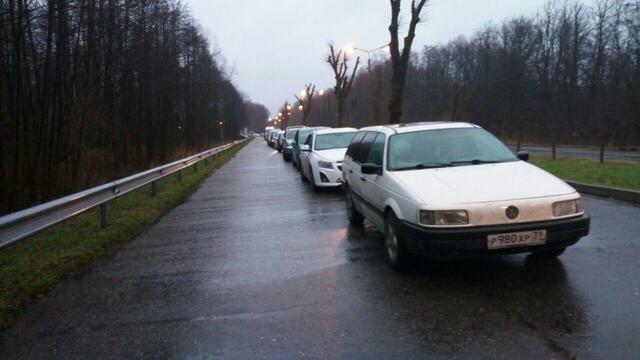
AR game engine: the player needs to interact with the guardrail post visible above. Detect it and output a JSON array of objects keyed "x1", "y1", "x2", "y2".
[
  {"x1": 204, "y1": 157, "x2": 208, "y2": 165},
  {"x1": 194, "y1": 162, "x2": 198, "y2": 173},
  {"x1": 177, "y1": 170, "x2": 182, "y2": 182},
  {"x1": 100, "y1": 203, "x2": 108, "y2": 228},
  {"x1": 151, "y1": 181, "x2": 157, "y2": 197}
]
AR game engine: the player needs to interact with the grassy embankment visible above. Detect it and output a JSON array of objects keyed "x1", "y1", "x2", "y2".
[
  {"x1": 531, "y1": 155, "x2": 640, "y2": 191},
  {"x1": 0, "y1": 140, "x2": 249, "y2": 329}
]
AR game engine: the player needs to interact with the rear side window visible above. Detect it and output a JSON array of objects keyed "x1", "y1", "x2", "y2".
[
  {"x1": 346, "y1": 132, "x2": 366, "y2": 159},
  {"x1": 353, "y1": 132, "x2": 377, "y2": 163},
  {"x1": 366, "y1": 133, "x2": 385, "y2": 166}
]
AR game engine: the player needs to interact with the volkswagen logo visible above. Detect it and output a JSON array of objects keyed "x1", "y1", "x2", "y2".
[{"x1": 506, "y1": 206, "x2": 519, "y2": 220}]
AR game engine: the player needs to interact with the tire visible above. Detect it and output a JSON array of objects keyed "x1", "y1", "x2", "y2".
[
  {"x1": 345, "y1": 189, "x2": 365, "y2": 226},
  {"x1": 309, "y1": 165, "x2": 319, "y2": 192},
  {"x1": 530, "y1": 247, "x2": 566, "y2": 259},
  {"x1": 384, "y1": 212, "x2": 413, "y2": 272}
]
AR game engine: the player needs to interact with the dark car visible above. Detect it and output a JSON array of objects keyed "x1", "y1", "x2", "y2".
[{"x1": 282, "y1": 126, "x2": 304, "y2": 161}]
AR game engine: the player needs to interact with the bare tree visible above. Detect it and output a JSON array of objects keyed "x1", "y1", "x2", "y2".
[
  {"x1": 327, "y1": 44, "x2": 360, "y2": 127},
  {"x1": 294, "y1": 83, "x2": 316, "y2": 126},
  {"x1": 388, "y1": 0, "x2": 429, "y2": 123},
  {"x1": 0, "y1": 0, "x2": 261, "y2": 214}
]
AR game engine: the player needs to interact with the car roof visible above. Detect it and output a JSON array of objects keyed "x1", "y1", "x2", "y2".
[
  {"x1": 359, "y1": 121, "x2": 478, "y2": 135},
  {"x1": 314, "y1": 127, "x2": 357, "y2": 135},
  {"x1": 298, "y1": 126, "x2": 329, "y2": 132}
]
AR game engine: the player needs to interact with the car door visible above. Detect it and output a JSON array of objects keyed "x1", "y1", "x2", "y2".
[
  {"x1": 299, "y1": 133, "x2": 313, "y2": 177},
  {"x1": 350, "y1": 132, "x2": 378, "y2": 221},
  {"x1": 359, "y1": 132, "x2": 386, "y2": 228},
  {"x1": 343, "y1": 132, "x2": 365, "y2": 187},
  {"x1": 292, "y1": 130, "x2": 303, "y2": 165}
]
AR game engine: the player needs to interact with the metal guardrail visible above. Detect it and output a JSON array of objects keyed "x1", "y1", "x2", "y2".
[{"x1": 0, "y1": 139, "x2": 248, "y2": 249}]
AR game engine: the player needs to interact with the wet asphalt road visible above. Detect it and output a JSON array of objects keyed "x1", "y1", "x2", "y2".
[
  {"x1": 509, "y1": 145, "x2": 640, "y2": 163},
  {"x1": 2, "y1": 139, "x2": 640, "y2": 359}
]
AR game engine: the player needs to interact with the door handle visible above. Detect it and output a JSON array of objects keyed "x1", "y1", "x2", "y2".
[{"x1": 360, "y1": 177, "x2": 366, "y2": 182}]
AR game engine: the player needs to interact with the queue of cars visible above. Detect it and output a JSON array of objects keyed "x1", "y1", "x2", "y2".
[{"x1": 264, "y1": 122, "x2": 590, "y2": 271}]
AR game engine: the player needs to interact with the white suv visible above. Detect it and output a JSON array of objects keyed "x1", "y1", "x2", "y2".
[{"x1": 341, "y1": 122, "x2": 590, "y2": 270}]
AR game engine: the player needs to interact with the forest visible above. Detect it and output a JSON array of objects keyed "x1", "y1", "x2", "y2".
[
  {"x1": 292, "y1": 0, "x2": 639, "y2": 147},
  {"x1": 0, "y1": 0, "x2": 267, "y2": 214}
]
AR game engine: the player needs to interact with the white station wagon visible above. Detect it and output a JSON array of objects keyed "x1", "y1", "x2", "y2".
[{"x1": 341, "y1": 122, "x2": 590, "y2": 270}]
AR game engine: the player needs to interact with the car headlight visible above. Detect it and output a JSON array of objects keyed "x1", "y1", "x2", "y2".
[
  {"x1": 318, "y1": 161, "x2": 333, "y2": 169},
  {"x1": 420, "y1": 210, "x2": 469, "y2": 226},
  {"x1": 553, "y1": 199, "x2": 582, "y2": 217}
]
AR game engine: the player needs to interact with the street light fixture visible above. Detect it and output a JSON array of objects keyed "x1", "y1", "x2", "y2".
[
  {"x1": 298, "y1": 105, "x2": 304, "y2": 111},
  {"x1": 346, "y1": 43, "x2": 391, "y2": 72},
  {"x1": 318, "y1": 90, "x2": 325, "y2": 96},
  {"x1": 343, "y1": 43, "x2": 355, "y2": 55}
]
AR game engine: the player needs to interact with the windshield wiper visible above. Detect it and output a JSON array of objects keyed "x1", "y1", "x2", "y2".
[
  {"x1": 448, "y1": 159, "x2": 501, "y2": 165},
  {"x1": 394, "y1": 163, "x2": 453, "y2": 171}
]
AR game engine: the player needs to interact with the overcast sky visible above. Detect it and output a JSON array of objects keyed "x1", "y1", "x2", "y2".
[{"x1": 185, "y1": 0, "x2": 563, "y2": 115}]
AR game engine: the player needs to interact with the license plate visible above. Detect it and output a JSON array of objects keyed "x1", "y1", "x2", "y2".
[{"x1": 487, "y1": 230, "x2": 546, "y2": 250}]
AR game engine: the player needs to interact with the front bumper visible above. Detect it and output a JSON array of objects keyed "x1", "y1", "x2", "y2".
[
  {"x1": 313, "y1": 166, "x2": 343, "y2": 187},
  {"x1": 399, "y1": 215, "x2": 590, "y2": 259}
]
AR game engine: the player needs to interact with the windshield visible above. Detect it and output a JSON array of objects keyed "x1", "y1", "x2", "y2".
[
  {"x1": 387, "y1": 128, "x2": 517, "y2": 171},
  {"x1": 286, "y1": 130, "x2": 298, "y2": 140},
  {"x1": 315, "y1": 132, "x2": 356, "y2": 150}
]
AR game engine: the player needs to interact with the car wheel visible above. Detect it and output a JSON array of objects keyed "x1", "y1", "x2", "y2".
[
  {"x1": 309, "y1": 165, "x2": 319, "y2": 192},
  {"x1": 530, "y1": 247, "x2": 566, "y2": 258},
  {"x1": 345, "y1": 189, "x2": 365, "y2": 226},
  {"x1": 384, "y1": 212, "x2": 412, "y2": 272}
]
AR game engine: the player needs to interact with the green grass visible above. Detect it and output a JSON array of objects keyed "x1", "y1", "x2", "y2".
[
  {"x1": 531, "y1": 155, "x2": 640, "y2": 191},
  {"x1": 0, "y1": 140, "x2": 249, "y2": 329}
]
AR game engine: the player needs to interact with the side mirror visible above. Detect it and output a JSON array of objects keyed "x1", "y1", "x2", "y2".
[
  {"x1": 361, "y1": 163, "x2": 382, "y2": 175},
  {"x1": 300, "y1": 144, "x2": 311, "y2": 152},
  {"x1": 517, "y1": 151, "x2": 529, "y2": 162}
]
